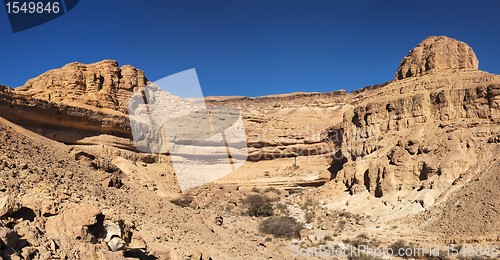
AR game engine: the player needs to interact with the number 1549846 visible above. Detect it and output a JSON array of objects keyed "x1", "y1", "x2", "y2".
[{"x1": 5, "y1": 1, "x2": 60, "y2": 14}]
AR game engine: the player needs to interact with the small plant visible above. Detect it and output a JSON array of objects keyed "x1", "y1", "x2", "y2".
[
  {"x1": 274, "y1": 203, "x2": 289, "y2": 216},
  {"x1": 251, "y1": 187, "x2": 261, "y2": 193},
  {"x1": 258, "y1": 216, "x2": 303, "y2": 239},
  {"x1": 301, "y1": 198, "x2": 314, "y2": 210},
  {"x1": 288, "y1": 189, "x2": 303, "y2": 195},
  {"x1": 170, "y1": 195, "x2": 194, "y2": 208},
  {"x1": 305, "y1": 211, "x2": 315, "y2": 223},
  {"x1": 244, "y1": 194, "x2": 273, "y2": 217},
  {"x1": 264, "y1": 187, "x2": 281, "y2": 195},
  {"x1": 338, "y1": 219, "x2": 347, "y2": 230},
  {"x1": 351, "y1": 233, "x2": 370, "y2": 248},
  {"x1": 339, "y1": 210, "x2": 354, "y2": 219},
  {"x1": 323, "y1": 234, "x2": 335, "y2": 241}
]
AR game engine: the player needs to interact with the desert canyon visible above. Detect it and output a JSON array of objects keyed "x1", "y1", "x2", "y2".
[{"x1": 0, "y1": 36, "x2": 499, "y2": 259}]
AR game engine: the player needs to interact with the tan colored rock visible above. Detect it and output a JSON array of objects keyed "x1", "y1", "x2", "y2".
[
  {"x1": 17, "y1": 60, "x2": 148, "y2": 113},
  {"x1": 0, "y1": 195, "x2": 19, "y2": 217},
  {"x1": 396, "y1": 36, "x2": 478, "y2": 80},
  {"x1": 417, "y1": 193, "x2": 436, "y2": 210},
  {"x1": 45, "y1": 204, "x2": 102, "y2": 241},
  {"x1": 388, "y1": 147, "x2": 410, "y2": 166},
  {"x1": 129, "y1": 234, "x2": 147, "y2": 249}
]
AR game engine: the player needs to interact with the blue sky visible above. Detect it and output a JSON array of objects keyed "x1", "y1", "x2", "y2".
[{"x1": 1, "y1": 0, "x2": 499, "y2": 96}]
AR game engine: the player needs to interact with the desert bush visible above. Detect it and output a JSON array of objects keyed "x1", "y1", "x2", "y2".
[
  {"x1": 301, "y1": 198, "x2": 314, "y2": 210},
  {"x1": 305, "y1": 211, "x2": 315, "y2": 223},
  {"x1": 244, "y1": 194, "x2": 273, "y2": 217},
  {"x1": 251, "y1": 187, "x2": 261, "y2": 193},
  {"x1": 351, "y1": 233, "x2": 370, "y2": 248},
  {"x1": 338, "y1": 219, "x2": 347, "y2": 230},
  {"x1": 258, "y1": 216, "x2": 303, "y2": 239},
  {"x1": 274, "y1": 203, "x2": 289, "y2": 216},
  {"x1": 323, "y1": 234, "x2": 335, "y2": 241},
  {"x1": 170, "y1": 195, "x2": 194, "y2": 208},
  {"x1": 288, "y1": 189, "x2": 303, "y2": 195},
  {"x1": 339, "y1": 210, "x2": 354, "y2": 218},
  {"x1": 264, "y1": 187, "x2": 281, "y2": 195}
]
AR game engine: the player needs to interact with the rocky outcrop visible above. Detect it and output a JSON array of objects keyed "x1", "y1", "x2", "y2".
[
  {"x1": 0, "y1": 90, "x2": 133, "y2": 148},
  {"x1": 396, "y1": 36, "x2": 479, "y2": 80},
  {"x1": 17, "y1": 60, "x2": 148, "y2": 113},
  {"x1": 330, "y1": 37, "x2": 500, "y2": 202}
]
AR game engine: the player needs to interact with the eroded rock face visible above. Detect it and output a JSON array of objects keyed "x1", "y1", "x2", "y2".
[
  {"x1": 17, "y1": 60, "x2": 148, "y2": 113},
  {"x1": 396, "y1": 36, "x2": 479, "y2": 80},
  {"x1": 330, "y1": 37, "x2": 500, "y2": 201}
]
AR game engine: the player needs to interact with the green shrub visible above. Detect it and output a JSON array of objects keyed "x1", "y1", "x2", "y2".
[{"x1": 259, "y1": 216, "x2": 303, "y2": 239}]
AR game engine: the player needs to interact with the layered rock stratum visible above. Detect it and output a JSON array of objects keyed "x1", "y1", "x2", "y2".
[{"x1": 0, "y1": 36, "x2": 499, "y2": 259}]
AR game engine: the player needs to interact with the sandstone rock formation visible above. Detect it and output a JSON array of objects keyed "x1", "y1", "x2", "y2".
[
  {"x1": 0, "y1": 35, "x2": 499, "y2": 258},
  {"x1": 329, "y1": 37, "x2": 499, "y2": 200},
  {"x1": 17, "y1": 60, "x2": 148, "y2": 113},
  {"x1": 396, "y1": 36, "x2": 479, "y2": 80}
]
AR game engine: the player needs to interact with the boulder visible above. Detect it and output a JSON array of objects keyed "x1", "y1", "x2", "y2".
[
  {"x1": 45, "y1": 204, "x2": 102, "y2": 241},
  {"x1": 388, "y1": 147, "x2": 410, "y2": 166},
  {"x1": 0, "y1": 195, "x2": 19, "y2": 217}
]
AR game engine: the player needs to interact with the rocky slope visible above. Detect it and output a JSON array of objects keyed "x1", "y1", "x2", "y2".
[{"x1": 0, "y1": 116, "x2": 283, "y2": 259}]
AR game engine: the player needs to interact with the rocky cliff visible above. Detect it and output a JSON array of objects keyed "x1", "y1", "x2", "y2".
[
  {"x1": 2, "y1": 38, "x2": 498, "y2": 195},
  {"x1": 17, "y1": 60, "x2": 148, "y2": 113},
  {"x1": 396, "y1": 36, "x2": 479, "y2": 80},
  {"x1": 323, "y1": 37, "x2": 500, "y2": 234}
]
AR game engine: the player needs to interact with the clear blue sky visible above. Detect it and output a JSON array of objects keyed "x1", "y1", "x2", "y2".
[{"x1": 1, "y1": 0, "x2": 499, "y2": 96}]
